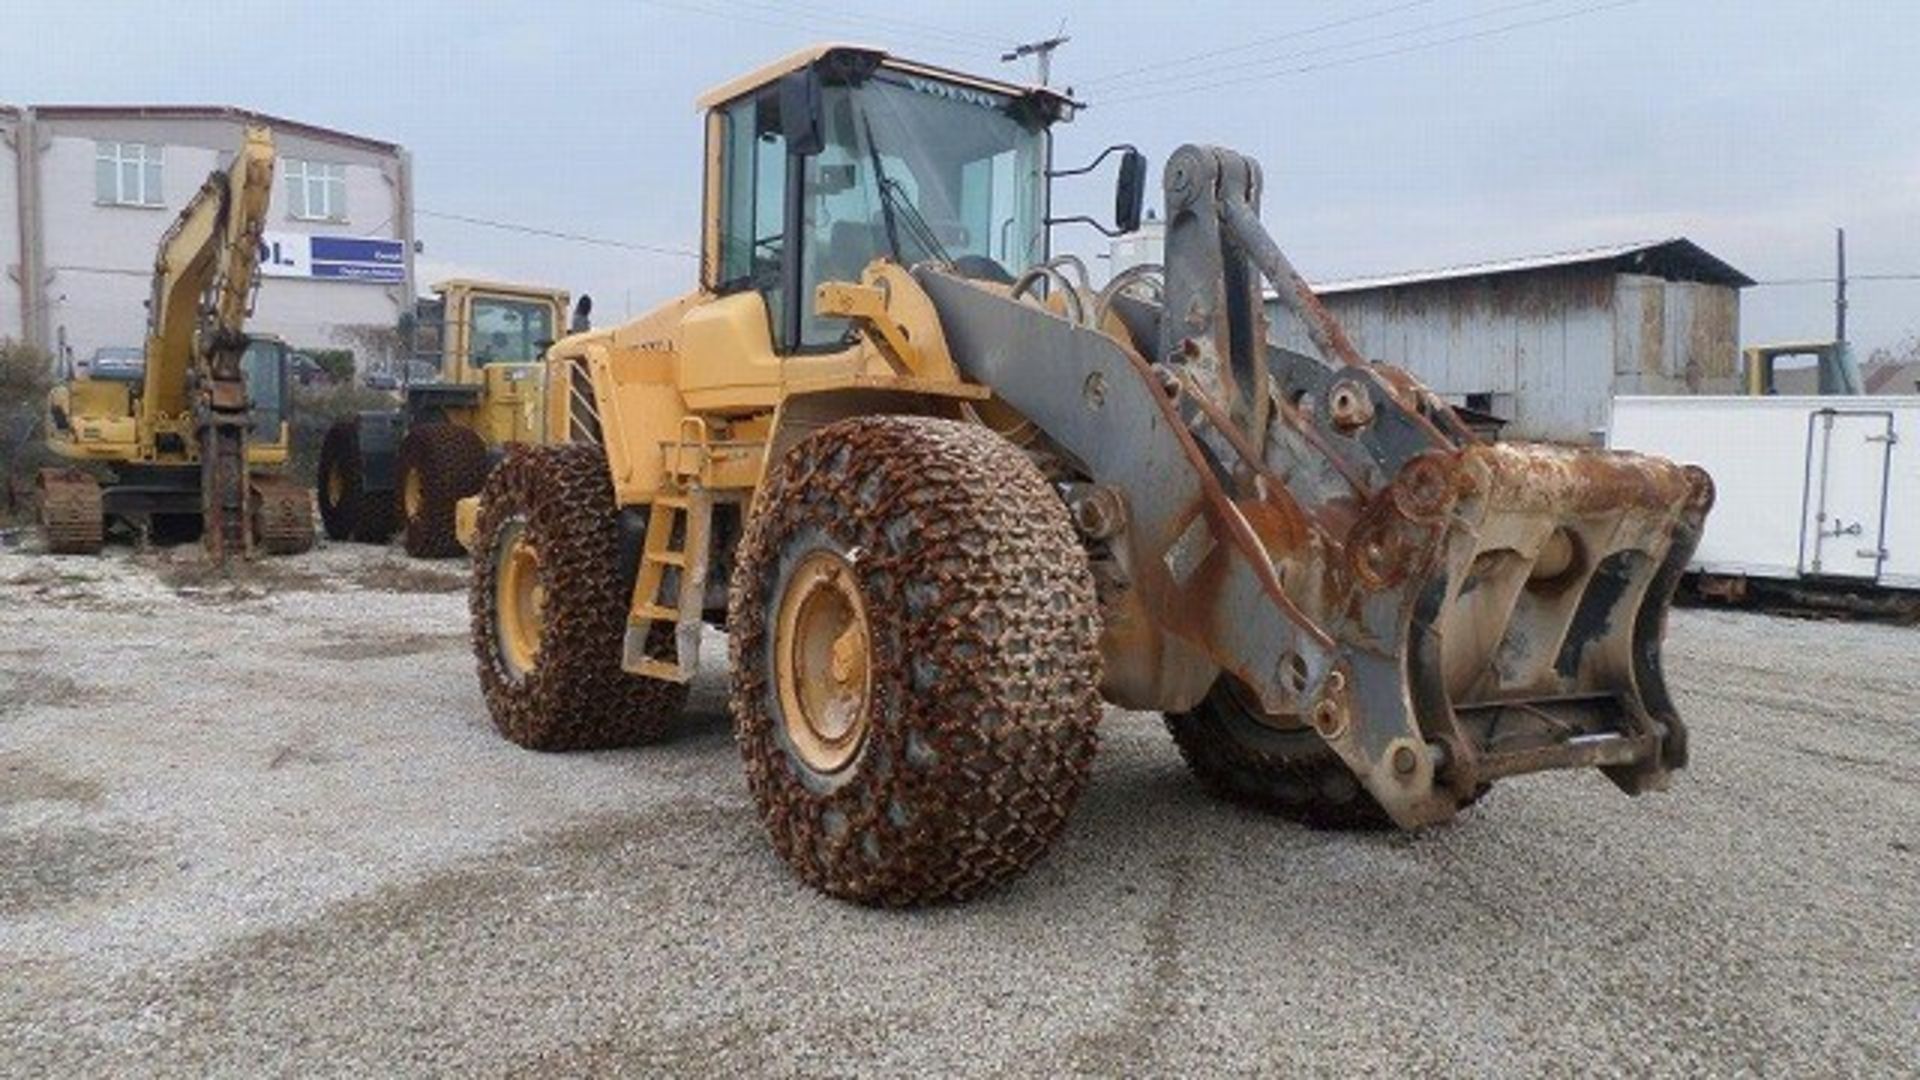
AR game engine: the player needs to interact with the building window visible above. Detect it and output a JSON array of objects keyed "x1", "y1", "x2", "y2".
[
  {"x1": 95, "y1": 141, "x2": 163, "y2": 207},
  {"x1": 286, "y1": 159, "x2": 347, "y2": 222}
]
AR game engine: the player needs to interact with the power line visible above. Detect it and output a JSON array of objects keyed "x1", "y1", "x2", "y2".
[
  {"x1": 1752, "y1": 274, "x2": 1920, "y2": 286},
  {"x1": 744, "y1": 0, "x2": 1007, "y2": 50},
  {"x1": 632, "y1": 0, "x2": 991, "y2": 67},
  {"x1": 1093, "y1": 0, "x2": 1567, "y2": 97},
  {"x1": 417, "y1": 209, "x2": 698, "y2": 259},
  {"x1": 1098, "y1": 0, "x2": 1640, "y2": 107},
  {"x1": 1077, "y1": 0, "x2": 1446, "y2": 87}
]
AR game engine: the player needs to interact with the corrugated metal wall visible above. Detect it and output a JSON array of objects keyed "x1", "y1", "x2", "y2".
[{"x1": 1269, "y1": 269, "x2": 1740, "y2": 442}]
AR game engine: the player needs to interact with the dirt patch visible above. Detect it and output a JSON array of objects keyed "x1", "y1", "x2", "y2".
[
  {"x1": 0, "y1": 564, "x2": 102, "y2": 602},
  {"x1": 0, "y1": 670, "x2": 103, "y2": 718},
  {"x1": 0, "y1": 755, "x2": 105, "y2": 807},
  {"x1": 146, "y1": 550, "x2": 334, "y2": 599},
  {"x1": 300, "y1": 630, "x2": 468, "y2": 663},
  {"x1": 266, "y1": 744, "x2": 334, "y2": 771},
  {"x1": 0, "y1": 823, "x2": 157, "y2": 917},
  {"x1": 346, "y1": 558, "x2": 468, "y2": 594}
]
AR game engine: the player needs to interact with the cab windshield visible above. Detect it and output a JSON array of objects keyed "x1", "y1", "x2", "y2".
[
  {"x1": 716, "y1": 66, "x2": 1051, "y2": 351},
  {"x1": 798, "y1": 73, "x2": 1047, "y2": 345},
  {"x1": 470, "y1": 297, "x2": 555, "y2": 365}
]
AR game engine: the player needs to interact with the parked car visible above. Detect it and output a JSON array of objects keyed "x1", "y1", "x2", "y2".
[
  {"x1": 76, "y1": 346, "x2": 145, "y2": 382},
  {"x1": 289, "y1": 351, "x2": 332, "y2": 387}
]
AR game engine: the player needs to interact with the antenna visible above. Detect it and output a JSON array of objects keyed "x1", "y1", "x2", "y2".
[{"x1": 1003, "y1": 25, "x2": 1070, "y2": 86}]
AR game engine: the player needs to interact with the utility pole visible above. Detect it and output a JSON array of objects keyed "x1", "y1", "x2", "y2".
[
  {"x1": 1834, "y1": 226, "x2": 1848, "y2": 345},
  {"x1": 1002, "y1": 34, "x2": 1069, "y2": 87}
]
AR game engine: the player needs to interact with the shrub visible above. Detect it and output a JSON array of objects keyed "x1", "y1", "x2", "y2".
[
  {"x1": 0, "y1": 340, "x2": 55, "y2": 522},
  {"x1": 288, "y1": 381, "x2": 394, "y2": 486}
]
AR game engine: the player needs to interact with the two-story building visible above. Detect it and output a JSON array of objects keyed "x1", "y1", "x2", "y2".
[{"x1": 3, "y1": 103, "x2": 413, "y2": 365}]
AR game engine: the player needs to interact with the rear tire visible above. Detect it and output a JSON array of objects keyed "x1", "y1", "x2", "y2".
[
  {"x1": 317, "y1": 419, "x2": 395, "y2": 543},
  {"x1": 399, "y1": 423, "x2": 490, "y2": 558},
  {"x1": 470, "y1": 444, "x2": 685, "y2": 750},
  {"x1": 729, "y1": 416, "x2": 1103, "y2": 906}
]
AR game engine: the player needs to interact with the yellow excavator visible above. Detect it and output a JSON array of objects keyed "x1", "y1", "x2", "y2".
[{"x1": 39, "y1": 125, "x2": 312, "y2": 559}]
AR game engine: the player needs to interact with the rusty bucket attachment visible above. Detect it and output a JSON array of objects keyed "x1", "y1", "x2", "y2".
[
  {"x1": 914, "y1": 142, "x2": 1714, "y2": 828},
  {"x1": 1328, "y1": 440, "x2": 1713, "y2": 824}
]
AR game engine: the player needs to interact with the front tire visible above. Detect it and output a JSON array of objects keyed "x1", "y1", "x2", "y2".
[
  {"x1": 470, "y1": 444, "x2": 686, "y2": 750},
  {"x1": 1165, "y1": 678, "x2": 1482, "y2": 828},
  {"x1": 729, "y1": 416, "x2": 1103, "y2": 906},
  {"x1": 398, "y1": 422, "x2": 489, "y2": 558}
]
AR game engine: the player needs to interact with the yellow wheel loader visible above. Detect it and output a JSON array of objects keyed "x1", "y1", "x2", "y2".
[
  {"x1": 316, "y1": 279, "x2": 573, "y2": 558},
  {"x1": 40, "y1": 125, "x2": 311, "y2": 559},
  {"x1": 460, "y1": 46, "x2": 1714, "y2": 906}
]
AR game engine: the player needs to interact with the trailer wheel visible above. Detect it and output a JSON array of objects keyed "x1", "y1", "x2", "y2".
[
  {"x1": 399, "y1": 423, "x2": 490, "y2": 558},
  {"x1": 317, "y1": 419, "x2": 395, "y2": 542},
  {"x1": 729, "y1": 416, "x2": 1102, "y2": 906},
  {"x1": 1165, "y1": 678, "x2": 1483, "y2": 828},
  {"x1": 470, "y1": 444, "x2": 685, "y2": 750}
]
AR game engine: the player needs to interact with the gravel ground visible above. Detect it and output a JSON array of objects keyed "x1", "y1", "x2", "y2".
[{"x1": 1, "y1": 539, "x2": 1915, "y2": 1077}]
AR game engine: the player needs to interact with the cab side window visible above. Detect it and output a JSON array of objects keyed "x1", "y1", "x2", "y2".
[{"x1": 716, "y1": 90, "x2": 789, "y2": 346}]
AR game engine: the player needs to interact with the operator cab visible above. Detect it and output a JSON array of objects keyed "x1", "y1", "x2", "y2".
[
  {"x1": 701, "y1": 46, "x2": 1074, "y2": 354},
  {"x1": 241, "y1": 336, "x2": 293, "y2": 442}
]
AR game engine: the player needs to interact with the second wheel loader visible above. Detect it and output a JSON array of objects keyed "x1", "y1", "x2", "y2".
[
  {"x1": 461, "y1": 46, "x2": 1713, "y2": 907},
  {"x1": 316, "y1": 280, "x2": 574, "y2": 557}
]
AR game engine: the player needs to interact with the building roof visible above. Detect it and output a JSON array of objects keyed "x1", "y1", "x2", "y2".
[
  {"x1": 26, "y1": 104, "x2": 398, "y2": 154},
  {"x1": 1866, "y1": 360, "x2": 1920, "y2": 395},
  {"x1": 1303, "y1": 238, "x2": 1755, "y2": 295}
]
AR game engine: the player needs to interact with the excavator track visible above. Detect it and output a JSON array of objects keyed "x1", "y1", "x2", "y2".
[
  {"x1": 251, "y1": 473, "x2": 316, "y2": 555},
  {"x1": 35, "y1": 469, "x2": 105, "y2": 555}
]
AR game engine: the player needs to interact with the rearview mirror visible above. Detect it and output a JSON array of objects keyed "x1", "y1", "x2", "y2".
[
  {"x1": 1045, "y1": 144, "x2": 1150, "y2": 238},
  {"x1": 779, "y1": 69, "x2": 824, "y2": 157},
  {"x1": 1115, "y1": 148, "x2": 1147, "y2": 235},
  {"x1": 570, "y1": 294, "x2": 593, "y2": 334}
]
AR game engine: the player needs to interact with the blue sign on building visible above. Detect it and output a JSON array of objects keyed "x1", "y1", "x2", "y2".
[{"x1": 260, "y1": 232, "x2": 406, "y2": 284}]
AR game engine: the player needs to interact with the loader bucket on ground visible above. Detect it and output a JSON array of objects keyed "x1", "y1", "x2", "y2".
[{"x1": 1341, "y1": 440, "x2": 1714, "y2": 823}]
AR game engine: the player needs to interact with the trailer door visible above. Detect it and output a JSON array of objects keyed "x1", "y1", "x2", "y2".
[{"x1": 1799, "y1": 409, "x2": 1895, "y2": 580}]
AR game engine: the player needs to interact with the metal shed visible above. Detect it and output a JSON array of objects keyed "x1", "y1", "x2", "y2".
[{"x1": 1265, "y1": 239, "x2": 1754, "y2": 442}]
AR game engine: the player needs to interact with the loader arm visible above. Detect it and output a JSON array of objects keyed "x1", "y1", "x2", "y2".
[
  {"x1": 139, "y1": 124, "x2": 277, "y2": 557},
  {"x1": 915, "y1": 144, "x2": 1714, "y2": 828}
]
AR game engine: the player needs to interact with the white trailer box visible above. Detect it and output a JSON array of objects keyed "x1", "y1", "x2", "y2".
[{"x1": 1608, "y1": 396, "x2": 1919, "y2": 591}]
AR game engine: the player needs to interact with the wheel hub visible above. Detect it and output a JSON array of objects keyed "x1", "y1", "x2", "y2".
[
  {"x1": 495, "y1": 522, "x2": 544, "y2": 677},
  {"x1": 326, "y1": 463, "x2": 346, "y2": 507},
  {"x1": 775, "y1": 550, "x2": 872, "y2": 774}
]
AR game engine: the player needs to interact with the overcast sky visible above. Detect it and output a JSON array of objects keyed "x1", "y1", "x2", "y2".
[{"x1": 6, "y1": 0, "x2": 1916, "y2": 355}]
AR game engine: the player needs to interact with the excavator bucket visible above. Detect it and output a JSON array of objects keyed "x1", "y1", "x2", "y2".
[{"x1": 913, "y1": 143, "x2": 1714, "y2": 828}]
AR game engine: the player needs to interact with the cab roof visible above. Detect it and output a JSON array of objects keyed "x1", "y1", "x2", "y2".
[
  {"x1": 429, "y1": 278, "x2": 569, "y2": 303},
  {"x1": 694, "y1": 43, "x2": 1078, "y2": 114}
]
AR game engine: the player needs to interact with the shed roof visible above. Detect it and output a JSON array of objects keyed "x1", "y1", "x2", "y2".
[
  {"x1": 27, "y1": 104, "x2": 399, "y2": 154},
  {"x1": 1304, "y1": 238, "x2": 1755, "y2": 295}
]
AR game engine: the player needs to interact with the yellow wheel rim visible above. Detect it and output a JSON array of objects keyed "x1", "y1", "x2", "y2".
[
  {"x1": 495, "y1": 523, "x2": 543, "y2": 677},
  {"x1": 774, "y1": 550, "x2": 872, "y2": 774},
  {"x1": 403, "y1": 467, "x2": 424, "y2": 520},
  {"x1": 326, "y1": 463, "x2": 346, "y2": 506}
]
